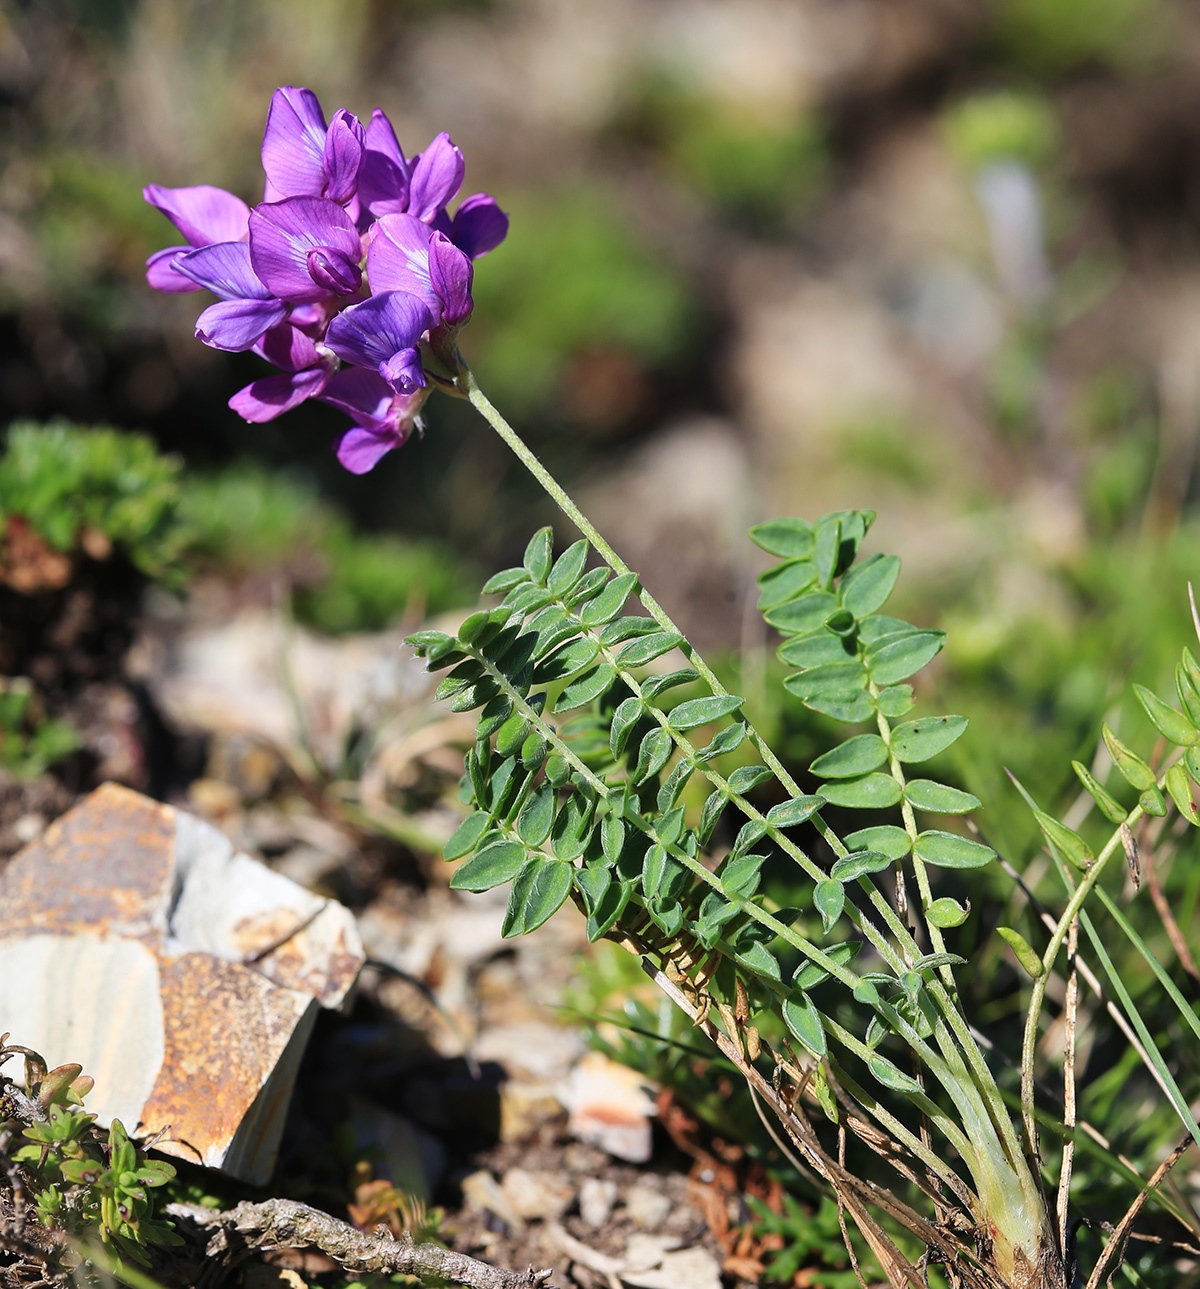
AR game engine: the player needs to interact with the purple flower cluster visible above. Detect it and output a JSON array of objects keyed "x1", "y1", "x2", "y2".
[{"x1": 144, "y1": 86, "x2": 507, "y2": 473}]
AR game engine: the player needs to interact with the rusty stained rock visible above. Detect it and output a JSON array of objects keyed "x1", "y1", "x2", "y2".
[{"x1": 0, "y1": 783, "x2": 364, "y2": 1184}]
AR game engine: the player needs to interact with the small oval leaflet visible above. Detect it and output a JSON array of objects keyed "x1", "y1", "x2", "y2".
[
  {"x1": 728, "y1": 764, "x2": 773, "y2": 794},
  {"x1": 794, "y1": 940, "x2": 860, "y2": 990},
  {"x1": 523, "y1": 527, "x2": 554, "y2": 584},
  {"x1": 757, "y1": 560, "x2": 818, "y2": 611},
  {"x1": 697, "y1": 722, "x2": 747, "y2": 762},
  {"x1": 616, "y1": 631, "x2": 684, "y2": 668},
  {"x1": 668, "y1": 693, "x2": 744, "y2": 732},
  {"x1": 1071, "y1": 759, "x2": 1127, "y2": 824},
  {"x1": 574, "y1": 864, "x2": 610, "y2": 915},
  {"x1": 516, "y1": 785, "x2": 556, "y2": 846},
  {"x1": 642, "y1": 668, "x2": 701, "y2": 701},
  {"x1": 450, "y1": 839, "x2": 527, "y2": 892},
  {"x1": 580, "y1": 571, "x2": 638, "y2": 626},
  {"x1": 495, "y1": 709, "x2": 530, "y2": 757},
  {"x1": 777, "y1": 630, "x2": 854, "y2": 670},
  {"x1": 818, "y1": 774, "x2": 903, "y2": 810},
  {"x1": 904, "y1": 780, "x2": 981, "y2": 814},
  {"x1": 546, "y1": 539, "x2": 589, "y2": 596},
  {"x1": 443, "y1": 811, "x2": 490, "y2": 861},
  {"x1": 926, "y1": 897, "x2": 970, "y2": 928},
  {"x1": 720, "y1": 853, "x2": 767, "y2": 899},
  {"x1": 997, "y1": 926, "x2": 1043, "y2": 979},
  {"x1": 766, "y1": 796, "x2": 823, "y2": 828},
  {"x1": 610, "y1": 696, "x2": 645, "y2": 759},
  {"x1": 839, "y1": 553, "x2": 900, "y2": 617},
  {"x1": 1102, "y1": 724, "x2": 1156, "y2": 791},
  {"x1": 830, "y1": 849, "x2": 891, "y2": 882},
  {"x1": 809, "y1": 734, "x2": 888, "y2": 780},
  {"x1": 736, "y1": 941, "x2": 782, "y2": 983},
  {"x1": 564, "y1": 566, "x2": 610, "y2": 606},
  {"x1": 869, "y1": 1056, "x2": 920, "y2": 1094},
  {"x1": 1165, "y1": 762, "x2": 1200, "y2": 824},
  {"x1": 554, "y1": 662, "x2": 617, "y2": 713},
  {"x1": 635, "y1": 727, "x2": 674, "y2": 784},
  {"x1": 783, "y1": 994, "x2": 827, "y2": 1058},
  {"x1": 601, "y1": 812, "x2": 625, "y2": 864},
  {"x1": 552, "y1": 792, "x2": 595, "y2": 861},
  {"x1": 867, "y1": 631, "x2": 945, "y2": 686},
  {"x1": 599, "y1": 615, "x2": 659, "y2": 646},
  {"x1": 889, "y1": 715, "x2": 968, "y2": 763},
  {"x1": 876, "y1": 685, "x2": 914, "y2": 718},
  {"x1": 764, "y1": 591, "x2": 840, "y2": 636},
  {"x1": 843, "y1": 825, "x2": 911, "y2": 859},
  {"x1": 1033, "y1": 808, "x2": 1092, "y2": 870},
  {"x1": 749, "y1": 517, "x2": 814, "y2": 559},
  {"x1": 913, "y1": 830, "x2": 995, "y2": 870},
  {"x1": 783, "y1": 659, "x2": 868, "y2": 702},
  {"x1": 533, "y1": 634, "x2": 599, "y2": 683},
  {"x1": 503, "y1": 857, "x2": 572, "y2": 937},
  {"x1": 482, "y1": 567, "x2": 530, "y2": 595},
  {"x1": 1134, "y1": 683, "x2": 1197, "y2": 747},
  {"x1": 642, "y1": 842, "x2": 667, "y2": 898},
  {"x1": 813, "y1": 879, "x2": 844, "y2": 932}
]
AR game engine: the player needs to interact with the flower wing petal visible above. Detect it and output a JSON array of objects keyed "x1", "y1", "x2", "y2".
[
  {"x1": 451, "y1": 193, "x2": 509, "y2": 259},
  {"x1": 261, "y1": 85, "x2": 329, "y2": 199},
  {"x1": 143, "y1": 184, "x2": 251, "y2": 246},
  {"x1": 407, "y1": 132, "x2": 464, "y2": 222},
  {"x1": 174, "y1": 241, "x2": 272, "y2": 300},
  {"x1": 195, "y1": 298, "x2": 287, "y2": 351}
]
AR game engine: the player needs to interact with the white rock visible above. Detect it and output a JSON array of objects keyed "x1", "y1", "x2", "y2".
[
  {"x1": 501, "y1": 1166, "x2": 574, "y2": 1222},
  {"x1": 561, "y1": 1051, "x2": 657, "y2": 1163},
  {"x1": 623, "y1": 1184, "x2": 673, "y2": 1230},
  {"x1": 579, "y1": 1176, "x2": 618, "y2": 1228},
  {"x1": 621, "y1": 1246, "x2": 722, "y2": 1289}
]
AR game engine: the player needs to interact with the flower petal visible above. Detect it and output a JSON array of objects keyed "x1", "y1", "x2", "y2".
[
  {"x1": 319, "y1": 367, "x2": 394, "y2": 425},
  {"x1": 143, "y1": 184, "x2": 251, "y2": 246},
  {"x1": 249, "y1": 197, "x2": 363, "y2": 302},
  {"x1": 175, "y1": 241, "x2": 273, "y2": 300},
  {"x1": 451, "y1": 193, "x2": 509, "y2": 259},
  {"x1": 366, "y1": 214, "x2": 439, "y2": 315},
  {"x1": 378, "y1": 346, "x2": 425, "y2": 393},
  {"x1": 323, "y1": 109, "x2": 364, "y2": 204},
  {"x1": 146, "y1": 246, "x2": 201, "y2": 293},
  {"x1": 195, "y1": 297, "x2": 287, "y2": 351},
  {"x1": 255, "y1": 321, "x2": 321, "y2": 372},
  {"x1": 428, "y1": 232, "x2": 473, "y2": 325},
  {"x1": 325, "y1": 290, "x2": 432, "y2": 370},
  {"x1": 407, "y1": 132, "x2": 464, "y2": 222},
  {"x1": 261, "y1": 85, "x2": 329, "y2": 199},
  {"x1": 358, "y1": 109, "x2": 411, "y2": 217},
  {"x1": 229, "y1": 366, "x2": 330, "y2": 422},
  {"x1": 334, "y1": 424, "x2": 403, "y2": 473}
]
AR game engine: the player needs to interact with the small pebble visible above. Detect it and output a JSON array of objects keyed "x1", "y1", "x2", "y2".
[
  {"x1": 578, "y1": 1177, "x2": 618, "y2": 1228},
  {"x1": 623, "y1": 1183, "x2": 673, "y2": 1230},
  {"x1": 13, "y1": 813, "x2": 45, "y2": 845}
]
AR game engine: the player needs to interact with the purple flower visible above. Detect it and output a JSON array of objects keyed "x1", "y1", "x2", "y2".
[
  {"x1": 319, "y1": 368, "x2": 429, "y2": 473},
  {"x1": 450, "y1": 193, "x2": 509, "y2": 260},
  {"x1": 357, "y1": 110, "x2": 411, "y2": 219},
  {"x1": 248, "y1": 197, "x2": 364, "y2": 303},
  {"x1": 367, "y1": 214, "x2": 473, "y2": 325},
  {"x1": 325, "y1": 291, "x2": 432, "y2": 393},
  {"x1": 173, "y1": 241, "x2": 287, "y2": 350},
  {"x1": 261, "y1": 86, "x2": 365, "y2": 204},
  {"x1": 228, "y1": 322, "x2": 336, "y2": 422},
  {"x1": 143, "y1": 184, "x2": 251, "y2": 292}
]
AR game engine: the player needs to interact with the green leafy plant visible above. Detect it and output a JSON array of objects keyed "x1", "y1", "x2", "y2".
[
  {"x1": 0, "y1": 677, "x2": 80, "y2": 778},
  {"x1": 0, "y1": 1035, "x2": 182, "y2": 1271}
]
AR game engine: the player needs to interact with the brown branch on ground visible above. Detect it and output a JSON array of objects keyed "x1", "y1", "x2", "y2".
[{"x1": 168, "y1": 1199, "x2": 558, "y2": 1289}]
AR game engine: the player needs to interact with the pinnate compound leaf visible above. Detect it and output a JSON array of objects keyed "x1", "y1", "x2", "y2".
[
  {"x1": 794, "y1": 941, "x2": 860, "y2": 990},
  {"x1": 451, "y1": 839, "x2": 527, "y2": 892},
  {"x1": 547, "y1": 539, "x2": 589, "y2": 596},
  {"x1": 926, "y1": 897, "x2": 970, "y2": 928},
  {"x1": 580, "y1": 571, "x2": 638, "y2": 625},
  {"x1": 843, "y1": 825, "x2": 911, "y2": 859},
  {"x1": 765, "y1": 592, "x2": 840, "y2": 635},
  {"x1": 523, "y1": 527, "x2": 553, "y2": 584},
  {"x1": 635, "y1": 727, "x2": 674, "y2": 784},
  {"x1": 904, "y1": 780, "x2": 981, "y2": 814},
  {"x1": 1033, "y1": 809, "x2": 1092, "y2": 870},
  {"x1": 728, "y1": 764, "x2": 773, "y2": 794},
  {"x1": 616, "y1": 631, "x2": 683, "y2": 667},
  {"x1": 554, "y1": 663, "x2": 617, "y2": 713},
  {"x1": 889, "y1": 715, "x2": 967, "y2": 763},
  {"x1": 783, "y1": 994, "x2": 827, "y2": 1058},
  {"x1": 997, "y1": 926, "x2": 1043, "y2": 978},
  {"x1": 749, "y1": 517, "x2": 814, "y2": 559},
  {"x1": 668, "y1": 694, "x2": 744, "y2": 732},
  {"x1": 814, "y1": 879, "x2": 844, "y2": 932},
  {"x1": 1102, "y1": 725, "x2": 1156, "y2": 791},
  {"x1": 913, "y1": 830, "x2": 994, "y2": 870},
  {"x1": 1165, "y1": 762, "x2": 1200, "y2": 824},
  {"x1": 867, "y1": 631, "x2": 945, "y2": 685},
  {"x1": 516, "y1": 785, "x2": 556, "y2": 846},
  {"x1": 818, "y1": 774, "x2": 902, "y2": 810},
  {"x1": 444, "y1": 811, "x2": 489, "y2": 861},
  {"x1": 503, "y1": 857, "x2": 572, "y2": 936},
  {"x1": 696, "y1": 722, "x2": 746, "y2": 762},
  {"x1": 1134, "y1": 683, "x2": 1197, "y2": 746},
  {"x1": 1071, "y1": 760, "x2": 1126, "y2": 824},
  {"x1": 839, "y1": 554, "x2": 900, "y2": 617},
  {"x1": 809, "y1": 734, "x2": 888, "y2": 779},
  {"x1": 830, "y1": 850, "x2": 891, "y2": 881},
  {"x1": 757, "y1": 560, "x2": 818, "y2": 610},
  {"x1": 766, "y1": 796, "x2": 823, "y2": 828}
]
